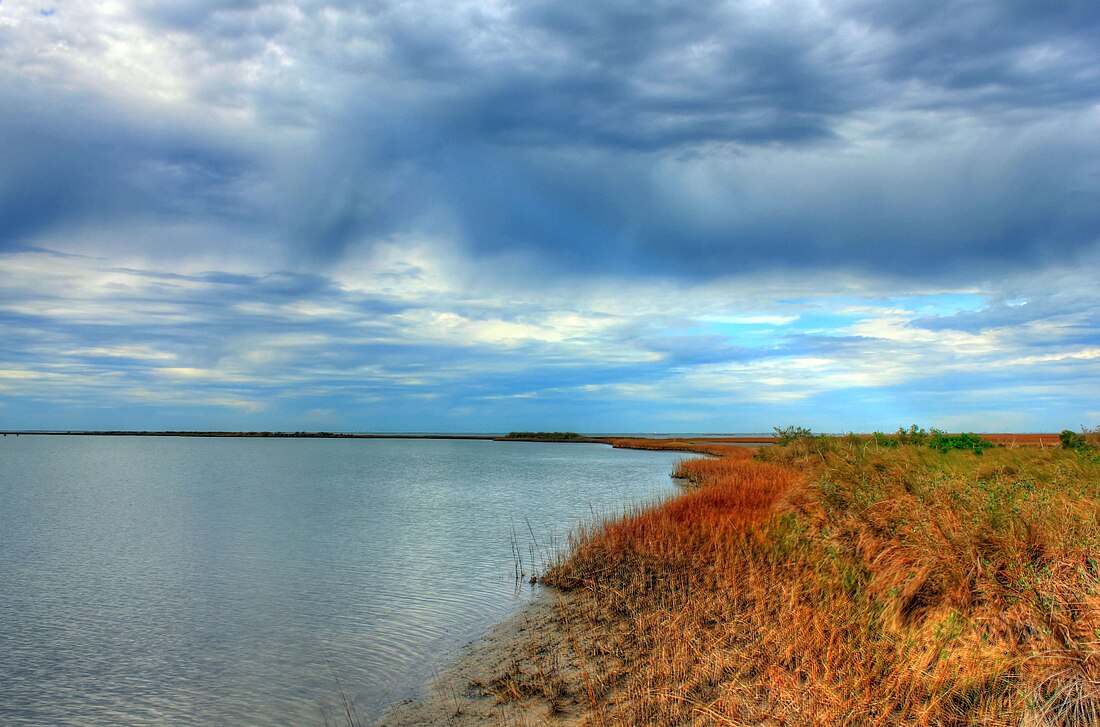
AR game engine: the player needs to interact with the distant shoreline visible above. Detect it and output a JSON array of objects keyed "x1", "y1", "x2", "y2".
[
  {"x1": 0, "y1": 430, "x2": 497, "y2": 439},
  {"x1": 0, "y1": 430, "x2": 1063, "y2": 447},
  {"x1": 0, "y1": 430, "x2": 779, "y2": 443}
]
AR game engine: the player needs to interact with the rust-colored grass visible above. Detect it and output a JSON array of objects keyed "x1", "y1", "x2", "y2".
[
  {"x1": 603, "y1": 437, "x2": 758, "y2": 459},
  {"x1": 548, "y1": 457, "x2": 796, "y2": 591},
  {"x1": 981, "y1": 433, "x2": 1062, "y2": 447},
  {"x1": 492, "y1": 436, "x2": 1100, "y2": 726}
]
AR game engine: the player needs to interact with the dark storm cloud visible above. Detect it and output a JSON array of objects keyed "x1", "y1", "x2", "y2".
[
  {"x1": 850, "y1": 0, "x2": 1100, "y2": 109},
  {"x1": 411, "y1": 1, "x2": 851, "y2": 150},
  {"x1": 253, "y1": 0, "x2": 1100, "y2": 278},
  {"x1": 6, "y1": 0, "x2": 1100, "y2": 279},
  {"x1": 0, "y1": 86, "x2": 262, "y2": 252}
]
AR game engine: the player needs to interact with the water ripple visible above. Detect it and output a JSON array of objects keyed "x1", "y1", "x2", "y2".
[{"x1": 0, "y1": 437, "x2": 680, "y2": 725}]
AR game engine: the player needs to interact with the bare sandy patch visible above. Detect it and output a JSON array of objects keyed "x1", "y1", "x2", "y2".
[{"x1": 373, "y1": 589, "x2": 589, "y2": 727}]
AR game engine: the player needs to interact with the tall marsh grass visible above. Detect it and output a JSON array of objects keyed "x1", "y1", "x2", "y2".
[{"x1": 499, "y1": 437, "x2": 1100, "y2": 725}]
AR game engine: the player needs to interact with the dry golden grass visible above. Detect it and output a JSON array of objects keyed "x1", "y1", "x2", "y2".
[{"x1": 494, "y1": 437, "x2": 1100, "y2": 726}]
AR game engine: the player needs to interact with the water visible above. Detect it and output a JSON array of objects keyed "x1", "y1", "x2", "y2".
[{"x1": 0, "y1": 436, "x2": 684, "y2": 725}]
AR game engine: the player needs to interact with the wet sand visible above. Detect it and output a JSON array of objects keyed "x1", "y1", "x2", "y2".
[{"x1": 374, "y1": 589, "x2": 585, "y2": 727}]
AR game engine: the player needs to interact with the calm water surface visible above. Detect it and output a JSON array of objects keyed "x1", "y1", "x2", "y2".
[{"x1": 0, "y1": 436, "x2": 683, "y2": 725}]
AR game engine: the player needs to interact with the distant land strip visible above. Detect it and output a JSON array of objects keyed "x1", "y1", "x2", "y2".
[
  {"x1": 0, "y1": 430, "x2": 497, "y2": 439},
  {"x1": 0, "y1": 430, "x2": 781, "y2": 444},
  {"x1": 0, "y1": 431, "x2": 1065, "y2": 447}
]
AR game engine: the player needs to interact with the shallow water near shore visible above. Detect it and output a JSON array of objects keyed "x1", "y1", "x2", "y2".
[{"x1": 0, "y1": 436, "x2": 682, "y2": 725}]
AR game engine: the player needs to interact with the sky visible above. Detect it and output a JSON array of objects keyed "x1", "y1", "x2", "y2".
[{"x1": 1, "y1": 0, "x2": 1099, "y2": 433}]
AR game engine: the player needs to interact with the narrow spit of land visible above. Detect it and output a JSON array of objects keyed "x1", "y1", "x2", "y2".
[{"x1": 380, "y1": 432, "x2": 1100, "y2": 727}]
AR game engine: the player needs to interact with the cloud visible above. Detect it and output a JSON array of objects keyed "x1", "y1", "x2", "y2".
[
  {"x1": 849, "y1": 0, "x2": 1100, "y2": 110},
  {"x1": 4, "y1": 0, "x2": 1099, "y2": 280},
  {"x1": 318, "y1": 0, "x2": 1100, "y2": 272},
  {"x1": 0, "y1": 86, "x2": 266, "y2": 259},
  {"x1": 1, "y1": 0, "x2": 1099, "y2": 430},
  {"x1": 2, "y1": 240, "x2": 1097, "y2": 431}
]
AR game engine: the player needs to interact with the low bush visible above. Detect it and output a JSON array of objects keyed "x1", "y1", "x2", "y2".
[
  {"x1": 1061, "y1": 426, "x2": 1100, "y2": 453},
  {"x1": 773, "y1": 424, "x2": 814, "y2": 445},
  {"x1": 927, "y1": 429, "x2": 994, "y2": 455},
  {"x1": 871, "y1": 424, "x2": 929, "y2": 447}
]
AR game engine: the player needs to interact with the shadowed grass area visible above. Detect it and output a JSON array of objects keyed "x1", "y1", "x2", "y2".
[{"x1": 494, "y1": 435, "x2": 1100, "y2": 726}]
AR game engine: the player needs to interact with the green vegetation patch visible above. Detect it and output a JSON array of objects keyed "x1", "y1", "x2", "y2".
[
  {"x1": 1061, "y1": 426, "x2": 1100, "y2": 457},
  {"x1": 780, "y1": 424, "x2": 996, "y2": 456},
  {"x1": 772, "y1": 424, "x2": 816, "y2": 446},
  {"x1": 870, "y1": 424, "x2": 930, "y2": 447},
  {"x1": 926, "y1": 429, "x2": 994, "y2": 455}
]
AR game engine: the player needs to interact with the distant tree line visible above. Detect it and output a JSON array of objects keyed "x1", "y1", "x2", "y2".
[{"x1": 503, "y1": 431, "x2": 584, "y2": 440}]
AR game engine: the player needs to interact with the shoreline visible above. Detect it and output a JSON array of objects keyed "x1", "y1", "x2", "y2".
[
  {"x1": 0, "y1": 430, "x2": 500, "y2": 439},
  {"x1": 371, "y1": 438, "x2": 740, "y2": 726},
  {"x1": 0, "y1": 430, "x2": 780, "y2": 445},
  {"x1": 372, "y1": 439, "x2": 767, "y2": 726},
  {"x1": 373, "y1": 588, "x2": 572, "y2": 727},
  {"x1": 0, "y1": 430, "x2": 1061, "y2": 448},
  {"x1": 378, "y1": 432, "x2": 1098, "y2": 724}
]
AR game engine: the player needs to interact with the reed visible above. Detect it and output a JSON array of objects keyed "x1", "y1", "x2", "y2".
[{"x1": 490, "y1": 436, "x2": 1100, "y2": 725}]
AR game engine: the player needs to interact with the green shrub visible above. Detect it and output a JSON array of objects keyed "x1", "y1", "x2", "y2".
[
  {"x1": 1061, "y1": 427, "x2": 1100, "y2": 460},
  {"x1": 773, "y1": 425, "x2": 814, "y2": 446},
  {"x1": 871, "y1": 425, "x2": 929, "y2": 448},
  {"x1": 927, "y1": 429, "x2": 994, "y2": 455},
  {"x1": 896, "y1": 424, "x2": 929, "y2": 446},
  {"x1": 1060, "y1": 429, "x2": 1088, "y2": 450},
  {"x1": 871, "y1": 431, "x2": 898, "y2": 447}
]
